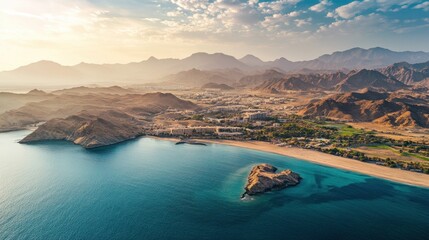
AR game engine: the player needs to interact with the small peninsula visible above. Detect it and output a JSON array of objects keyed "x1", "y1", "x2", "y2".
[
  {"x1": 243, "y1": 164, "x2": 301, "y2": 198},
  {"x1": 19, "y1": 110, "x2": 143, "y2": 149}
]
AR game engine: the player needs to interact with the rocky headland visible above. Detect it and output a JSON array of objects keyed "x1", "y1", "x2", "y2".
[
  {"x1": 19, "y1": 110, "x2": 144, "y2": 149},
  {"x1": 13, "y1": 92, "x2": 199, "y2": 148}
]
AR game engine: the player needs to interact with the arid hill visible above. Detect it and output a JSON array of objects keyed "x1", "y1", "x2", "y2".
[
  {"x1": 414, "y1": 78, "x2": 429, "y2": 89},
  {"x1": 244, "y1": 69, "x2": 413, "y2": 93},
  {"x1": 239, "y1": 54, "x2": 265, "y2": 66},
  {"x1": 301, "y1": 72, "x2": 347, "y2": 89},
  {"x1": 299, "y1": 89, "x2": 429, "y2": 128},
  {"x1": 239, "y1": 69, "x2": 286, "y2": 87},
  {"x1": 255, "y1": 76, "x2": 319, "y2": 92},
  {"x1": 20, "y1": 110, "x2": 143, "y2": 148},
  {"x1": 253, "y1": 71, "x2": 347, "y2": 92},
  {"x1": 162, "y1": 68, "x2": 236, "y2": 87},
  {"x1": 0, "y1": 92, "x2": 198, "y2": 132},
  {"x1": 8, "y1": 91, "x2": 199, "y2": 148},
  {"x1": 0, "y1": 89, "x2": 54, "y2": 114},
  {"x1": 379, "y1": 61, "x2": 429, "y2": 85},
  {"x1": 335, "y1": 69, "x2": 406, "y2": 92},
  {"x1": 52, "y1": 86, "x2": 133, "y2": 95}
]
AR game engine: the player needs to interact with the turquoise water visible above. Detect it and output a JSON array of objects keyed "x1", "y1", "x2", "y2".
[{"x1": 1, "y1": 131, "x2": 428, "y2": 240}]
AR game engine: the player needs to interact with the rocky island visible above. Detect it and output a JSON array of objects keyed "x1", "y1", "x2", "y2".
[{"x1": 243, "y1": 164, "x2": 301, "y2": 198}]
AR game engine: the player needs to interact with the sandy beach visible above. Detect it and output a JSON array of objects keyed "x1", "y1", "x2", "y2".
[{"x1": 150, "y1": 137, "x2": 429, "y2": 188}]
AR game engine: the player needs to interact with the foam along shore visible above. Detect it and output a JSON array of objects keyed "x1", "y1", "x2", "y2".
[{"x1": 149, "y1": 137, "x2": 429, "y2": 188}]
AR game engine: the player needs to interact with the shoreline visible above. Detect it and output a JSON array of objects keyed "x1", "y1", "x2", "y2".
[{"x1": 149, "y1": 136, "x2": 429, "y2": 188}]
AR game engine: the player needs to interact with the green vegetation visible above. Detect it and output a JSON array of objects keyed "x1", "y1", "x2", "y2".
[
  {"x1": 318, "y1": 123, "x2": 365, "y2": 136},
  {"x1": 367, "y1": 144, "x2": 429, "y2": 161},
  {"x1": 401, "y1": 152, "x2": 429, "y2": 161},
  {"x1": 367, "y1": 144, "x2": 392, "y2": 150},
  {"x1": 242, "y1": 115, "x2": 429, "y2": 174},
  {"x1": 267, "y1": 122, "x2": 335, "y2": 139}
]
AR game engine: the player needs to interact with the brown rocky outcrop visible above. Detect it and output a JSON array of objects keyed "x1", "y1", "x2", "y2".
[{"x1": 243, "y1": 164, "x2": 301, "y2": 197}]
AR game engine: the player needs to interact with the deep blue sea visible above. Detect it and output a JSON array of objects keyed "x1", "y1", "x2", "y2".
[{"x1": 1, "y1": 130, "x2": 428, "y2": 240}]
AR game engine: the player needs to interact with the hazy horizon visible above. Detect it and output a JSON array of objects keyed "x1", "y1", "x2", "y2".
[
  {"x1": 2, "y1": 0, "x2": 429, "y2": 71},
  {"x1": 3, "y1": 46, "x2": 428, "y2": 71}
]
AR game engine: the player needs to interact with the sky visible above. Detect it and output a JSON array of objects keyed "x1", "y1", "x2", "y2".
[{"x1": 0, "y1": 0, "x2": 429, "y2": 71}]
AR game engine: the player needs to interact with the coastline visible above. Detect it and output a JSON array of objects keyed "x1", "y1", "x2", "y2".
[{"x1": 149, "y1": 136, "x2": 429, "y2": 188}]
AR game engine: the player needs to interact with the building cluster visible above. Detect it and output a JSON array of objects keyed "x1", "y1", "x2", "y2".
[
  {"x1": 152, "y1": 126, "x2": 244, "y2": 137},
  {"x1": 244, "y1": 112, "x2": 267, "y2": 121}
]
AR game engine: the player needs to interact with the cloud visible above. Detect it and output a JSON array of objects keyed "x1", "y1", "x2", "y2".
[
  {"x1": 375, "y1": 0, "x2": 422, "y2": 12},
  {"x1": 170, "y1": 0, "x2": 209, "y2": 12},
  {"x1": 295, "y1": 18, "x2": 312, "y2": 27},
  {"x1": 258, "y1": 0, "x2": 301, "y2": 14},
  {"x1": 287, "y1": 11, "x2": 300, "y2": 17},
  {"x1": 317, "y1": 13, "x2": 388, "y2": 34},
  {"x1": 309, "y1": 0, "x2": 332, "y2": 12},
  {"x1": 326, "y1": 12, "x2": 335, "y2": 18},
  {"x1": 414, "y1": 2, "x2": 429, "y2": 11},
  {"x1": 334, "y1": 0, "x2": 422, "y2": 19},
  {"x1": 164, "y1": 0, "x2": 304, "y2": 35},
  {"x1": 335, "y1": 0, "x2": 374, "y2": 19}
]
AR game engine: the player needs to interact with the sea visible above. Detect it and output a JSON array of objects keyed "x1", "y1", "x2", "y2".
[{"x1": 1, "y1": 130, "x2": 428, "y2": 240}]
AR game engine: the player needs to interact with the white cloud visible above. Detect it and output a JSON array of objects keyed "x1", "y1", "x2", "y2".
[
  {"x1": 295, "y1": 18, "x2": 312, "y2": 27},
  {"x1": 165, "y1": 0, "x2": 304, "y2": 34},
  {"x1": 335, "y1": 0, "x2": 374, "y2": 19},
  {"x1": 166, "y1": 10, "x2": 183, "y2": 17},
  {"x1": 326, "y1": 12, "x2": 335, "y2": 18},
  {"x1": 394, "y1": 23, "x2": 429, "y2": 33},
  {"x1": 287, "y1": 11, "x2": 300, "y2": 17},
  {"x1": 374, "y1": 0, "x2": 419, "y2": 12},
  {"x1": 261, "y1": 13, "x2": 290, "y2": 31},
  {"x1": 334, "y1": 0, "x2": 422, "y2": 19},
  {"x1": 414, "y1": 2, "x2": 429, "y2": 11},
  {"x1": 309, "y1": 0, "x2": 332, "y2": 12},
  {"x1": 318, "y1": 13, "x2": 387, "y2": 34},
  {"x1": 258, "y1": 0, "x2": 301, "y2": 14},
  {"x1": 170, "y1": 0, "x2": 209, "y2": 12}
]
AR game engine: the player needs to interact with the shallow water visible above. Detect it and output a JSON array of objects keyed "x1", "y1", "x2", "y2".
[{"x1": 1, "y1": 131, "x2": 428, "y2": 240}]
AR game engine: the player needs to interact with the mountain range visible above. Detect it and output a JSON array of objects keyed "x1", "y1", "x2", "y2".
[
  {"x1": 334, "y1": 69, "x2": 406, "y2": 92},
  {"x1": 245, "y1": 61, "x2": 429, "y2": 93},
  {"x1": 299, "y1": 89, "x2": 429, "y2": 128},
  {"x1": 379, "y1": 61, "x2": 429, "y2": 85},
  {"x1": 2, "y1": 47, "x2": 429, "y2": 88}
]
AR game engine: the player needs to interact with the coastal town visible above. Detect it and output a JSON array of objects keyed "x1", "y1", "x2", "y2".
[
  {"x1": 2, "y1": 85, "x2": 428, "y2": 178},
  {"x1": 128, "y1": 89, "x2": 429, "y2": 175}
]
